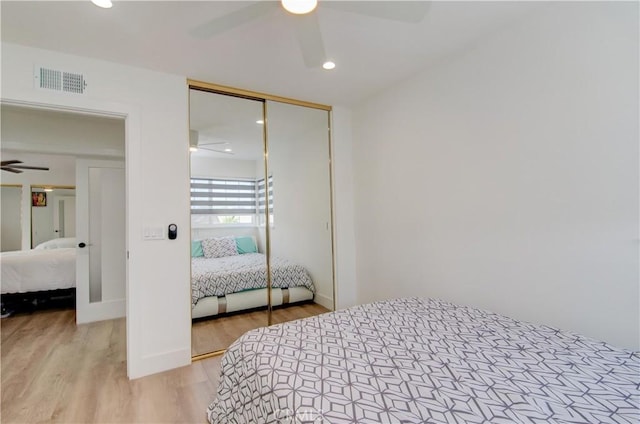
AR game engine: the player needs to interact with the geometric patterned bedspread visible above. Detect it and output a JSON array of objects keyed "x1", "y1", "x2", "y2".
[
  {"x1": 191, "y1": 253, "x2": 314, "y2": 308},
  {"x1": 207, "y1": 297, "x2": 640, "y2": 423}
]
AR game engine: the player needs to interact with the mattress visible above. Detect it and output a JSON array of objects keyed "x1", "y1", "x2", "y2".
[
  {"x1": 1, "y1": 248, "x2": 76, "y2": 294},
  {"x1": 191, "y1": 253, "x2": 314, "y2": 308},
  {"x1": 208, "y1": 297, "x2": 640, "y2": 423}
]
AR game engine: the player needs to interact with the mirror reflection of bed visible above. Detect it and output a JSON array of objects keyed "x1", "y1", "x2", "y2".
[{"x1": 189, "y1": 86, "x2": 334, "y2": 357}]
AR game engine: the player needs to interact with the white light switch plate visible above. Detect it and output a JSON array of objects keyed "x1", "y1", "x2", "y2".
[{"x1": 143, "y1": 227, "x2": 165, "y2": 240}]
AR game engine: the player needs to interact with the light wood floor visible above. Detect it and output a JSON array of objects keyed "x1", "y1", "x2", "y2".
[
  {"x1": 2, "y1": 303, "x2": 331, "y2": 423},
  {"x1": 1, "y1": 308, "x2": 221, "y2": 423},
  {"x1": 191, "y1": 302, "x2": 330, "y2": 356}
]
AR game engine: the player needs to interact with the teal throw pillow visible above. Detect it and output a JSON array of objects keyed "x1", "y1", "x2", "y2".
[
  {"x1": 236, "y1": 236, "x2": 258, "y2": 254},
  {"x1": 191, "y1": 240, "x2": 204, "y2": 257}
]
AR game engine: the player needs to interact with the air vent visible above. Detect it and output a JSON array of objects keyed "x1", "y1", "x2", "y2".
[{"x1": 34, "y1": 66, "x2": 87, "y2": 94}]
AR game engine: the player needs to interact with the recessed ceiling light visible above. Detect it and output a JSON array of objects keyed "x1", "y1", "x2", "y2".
[
  {"x1": 281, "y1": 0, "x2": 317, "y2": 15},
  {"x1": 256, "y1": 120, "x2": 264, "y2": 124},
  {"x1": 224, "y1": 148, "x2": 232, "y2": 152},
  {"x1": 322, "y1": 61, "x2": 336, "y2": 70},
  {"x1": 91, "y1": 0, "x2": 113, "y2": 9}
]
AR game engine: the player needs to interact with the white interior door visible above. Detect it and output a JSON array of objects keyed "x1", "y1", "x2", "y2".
[{"x1": 76, "y1": 159, "x2": 126, "y2": 324}]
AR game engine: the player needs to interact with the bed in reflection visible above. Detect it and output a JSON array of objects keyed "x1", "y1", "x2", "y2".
[{"x1": 191, "y1": 236, "x2": 315, "y2": 320}]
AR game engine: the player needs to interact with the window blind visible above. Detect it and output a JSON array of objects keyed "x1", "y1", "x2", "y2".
[
  {"x1": 190, "y1": 178, "x2": 257, "y2": 215},
  {"x1": 257, "y1": 176, "x2": 274, "y2": 214}
]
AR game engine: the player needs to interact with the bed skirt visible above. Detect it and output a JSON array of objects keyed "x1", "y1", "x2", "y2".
[{"x1": 192, "y1": 287, "x2": 313, "y2": 319}]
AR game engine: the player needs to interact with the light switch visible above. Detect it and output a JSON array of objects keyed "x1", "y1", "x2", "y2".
[{"x1": 143, "y1": 227, "x2": 165, "y2": 240}]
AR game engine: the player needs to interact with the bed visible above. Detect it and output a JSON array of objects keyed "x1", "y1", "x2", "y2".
[
  {"x1": 191, "y1": 236, "x2": 315, "y2": 319},
  {"x1": 208, "y1": 297, "x2": 640, "y2": 423},
  {"x1": 1, "y1": 247, "x2": 76, "y2": 294}
]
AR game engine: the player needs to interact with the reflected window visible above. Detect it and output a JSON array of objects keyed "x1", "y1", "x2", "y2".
[
  {"x1": 257, "y1": 175, "x2": 274, "y2": 226},
  {"x1": 190, "y1": 177, "x2": 259, "y2": 226}
]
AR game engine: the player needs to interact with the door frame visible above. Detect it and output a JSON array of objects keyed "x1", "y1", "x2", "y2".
[{"x1": 1, "y1": 96, "x2": 137, "y2": 378}]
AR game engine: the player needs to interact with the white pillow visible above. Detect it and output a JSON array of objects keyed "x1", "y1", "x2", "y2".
[
  {"x1": 34, "y1": 237, "x2": 76, "y2": 250},
  {"x1": 201, "y1": 237, "x2": 238, "y2": 258}
]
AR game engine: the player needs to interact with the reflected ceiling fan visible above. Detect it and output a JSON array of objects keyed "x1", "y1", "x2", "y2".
[
  {"x1": 197, "y1": 141, "x2": 235, "y2": 155},
  {"x1": 1, "y1": 160, "x2": 50, "y2": 174},
  {"x1": 189, "y1": 130, "x2": 235, "y2": 155},
  {"x1": 190, "y1": 0, "x2": 430, "y2": 68}
]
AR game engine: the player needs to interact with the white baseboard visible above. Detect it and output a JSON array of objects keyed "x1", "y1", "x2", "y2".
[
  {"x1": 315, "y1": 293, "x2": 334, "y2": 310},
  {"x1": 128, "y1": 347, "x2": 192, "y2": 379},
  {"x1": 76, "y1": 298, "x2": 125, "y2": 324}
]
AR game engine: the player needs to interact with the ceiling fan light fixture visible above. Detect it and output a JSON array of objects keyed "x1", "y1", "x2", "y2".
[
  {"x1": 91, "y1": 0, "x2": 113, "y2": 9},
  {"x1": 322, "y1": 61, "x2": 336, "y2": 70},
  {"x1": 281, "y1": 0, "x2": 317, "y2": 15}
]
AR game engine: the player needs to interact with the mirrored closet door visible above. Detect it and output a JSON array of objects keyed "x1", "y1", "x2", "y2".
[
  {"x1": 265, "y1": 101, "x2": 334, "y2": 325},
  {"x1": 189, "y1": 83, "x2": 335, "y2": 358},
  {"x1": 1, "y1": 185, "x2": 22, "y2": 252},
  {"x1": 189, "y1": 88, "x2": 268, "y2": 356}
]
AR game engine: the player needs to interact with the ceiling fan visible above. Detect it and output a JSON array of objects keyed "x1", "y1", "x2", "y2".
[
  {"x1": 1, "y1": 160, "x2": 50, "y2": 174},
  {"x1": 189, "y1": 130, "x2": 234, "y2": 155},
  {"x1": 197, "y1": 141, "x2": 235, "y2": 155},
  {"x1": 190, "y1": 1, "x2": 431, "y2": 68}
]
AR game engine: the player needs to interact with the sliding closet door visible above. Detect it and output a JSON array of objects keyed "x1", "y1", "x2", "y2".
[
  {"x1": 1, "y1": 185, "x2": 22, "y2": 252},
  {"x1": 189, "y1": 88, "x2": 268, "y2": 357},
  {"x1": 265, "y1": 101, "x2": 334, "y2": 325}
]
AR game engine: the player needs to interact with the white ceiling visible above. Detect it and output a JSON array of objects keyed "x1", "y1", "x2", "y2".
[
  {"x1": 1, "y1": 1, "x2": 545, "y2": 107},
  {"x1": 189, "y1": 88, "x2": 265, "y2": 160}
]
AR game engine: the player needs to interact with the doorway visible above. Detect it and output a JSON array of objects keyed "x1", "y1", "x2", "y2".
[{"x1": 0, "y1": 105, "x2": 126, "y2": 322}]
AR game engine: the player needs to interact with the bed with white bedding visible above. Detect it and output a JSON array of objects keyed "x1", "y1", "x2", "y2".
[
  {"x1": 1, "y1": 248, "x2": 76, "y2": 294},
  {"x1": 208, "y1": 297, "x2": 640, "y2": 423}
]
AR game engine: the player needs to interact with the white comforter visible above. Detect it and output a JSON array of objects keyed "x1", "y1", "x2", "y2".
[{"x1": 1, "y1": 248, "x2": 76, "y2": 294}]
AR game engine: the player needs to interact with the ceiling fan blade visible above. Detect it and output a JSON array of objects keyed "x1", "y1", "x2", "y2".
[
  {"x1": 1, "y1": 160, "x2": 22, "y2": 166},
  {"x1": 10, "y1": 165, "x2": 50, "y2": 171},
  {"x1": 1, "y1": 167, "x2": 23, "y2": 173},
  {"x1": 200, "y1": 146, "x2": 235, "y2": 155},
  {"x1": 190, "y1": 1, "x2": 277, "y2": 39},
  {"x1": 199, "y1": 141, "x2": 230, "y2": 146},
  {"x1": 292, "y1": 13, "x2": 327, "y2": 68},
  {"x1": 324, "y1": 1, "x2": 431, "y2": 23}
]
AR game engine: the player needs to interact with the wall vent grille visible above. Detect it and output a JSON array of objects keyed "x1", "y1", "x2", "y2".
[{"x1": 35, "y1": 66, "x2": 87, "y2": 94}]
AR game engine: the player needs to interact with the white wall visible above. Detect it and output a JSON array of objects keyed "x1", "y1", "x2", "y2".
[
  {"x1": 331, "y1": 106, "x2": 357, "y2": 309},
  {"x1": 352, "y1": 2, "x2": 639, "y2": 350},
  {"x1": 1, "y1": 105, "x2": 124, "y2": 157},
  {"x1": 1, "y1": 42, "x2": 191, "y2": 378},
  {"x1": 190, "y1": 156, "x2": 257, "y2": 180}
]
